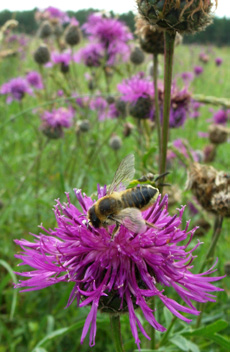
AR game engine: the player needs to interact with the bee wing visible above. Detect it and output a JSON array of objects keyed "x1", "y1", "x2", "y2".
[
  {"x1": 111, "y1": 208, "x2": 146, "y2": 234},
  {"x1": 107, "y1": 154, "x2": 135, "y2": 194}
]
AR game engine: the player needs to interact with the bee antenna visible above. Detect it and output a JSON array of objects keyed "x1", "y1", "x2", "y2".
[
  {"x1": 155, "y1": 171, "x2": 170, "y2": 182},
  {"x1": 79, "y1": 214, "x2": 87, "y2": 218}
]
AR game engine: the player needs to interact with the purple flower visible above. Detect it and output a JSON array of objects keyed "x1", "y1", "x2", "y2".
[
  {"x1": 167, "y1": 139, "x2": 199, "y2": 163},
  {"x1": 41, "y1": 107, "x2": 74, "y2": 128},
  {"x1": 190, "y1": 100, "x2": 202, "y2": 119},
  {"x1": 82, "y1": 13, "x2": 132, "y2": 65},
  {"x1": 0, "y1": 77, "x2": 33, "y2": 104},
  {"x1": 213, "y1": 109, "x2": 230, "y2": 125},
  {"x1": 74, "y1": 43, "x2": 104, "y2": 67},
  {"x1": 51, "y1": 50, "x2": 72, "y2": 67},
  {"x1": 215, "y1": 57, "x2": 223, "y2": 67},
  {"x1": 194, "y1": 66, "x2": 204, "y2": 76},
  {"x1": 117, "y1": 74, "x2": 153, "y2": 104},
  {"x1": 26, "y1": 71, "x2": 43, "y2": 90},
  {"x1": 181, "y1": 71, "x2": 194, "y2": 85},
  {"x1": 169, "y1": 106, "x2": 187, "y2": 128},
  {"x1": 89, "y1": 96, "x2": 116, "y2": 121},
  {"x1": 15, "y1": 188, "x2": 224, "y2": 349},
  {"x1": 167, "y1": 85, "x2": 191, "y2": 128},
  {"x1": 36, "y1": 6, "x2": 70, "y2": 24}
]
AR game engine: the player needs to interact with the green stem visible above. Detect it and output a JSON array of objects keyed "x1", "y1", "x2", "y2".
[
  {"x1": 159, "y1": 316, "x2": 177, "y2": 347},
  {"x1": 150, "y1": 297, "x2": 156, "y2": 350},
  {"x1": 110, "y1": 315, "x2": 124, "y2": 352},
  {"x1": 196, "y1": 215, "x2": 224, "y2": 328},
  {"x1": 159, "y1": 32, "x2": 176, "y2": 179},
  {"x1": 153, "y1": 53, "x2": 161, "y2": 172}
]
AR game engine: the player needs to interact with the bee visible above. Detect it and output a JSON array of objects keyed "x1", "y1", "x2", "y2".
[{"x1": 87, "y1": 154, "x2": 159, "y2": 235}]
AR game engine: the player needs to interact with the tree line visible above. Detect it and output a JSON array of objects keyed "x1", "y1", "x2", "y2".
[{"x1": 0, "y1": 8, "x2": 229, "y2": 46}]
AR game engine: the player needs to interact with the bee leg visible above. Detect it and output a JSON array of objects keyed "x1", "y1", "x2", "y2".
[
  {"x1": 111, "y1": 223, "x2": 120, "y2": 238},
  {"x1": 145, "y1": 221, "x2": 160, "y2": 230}
]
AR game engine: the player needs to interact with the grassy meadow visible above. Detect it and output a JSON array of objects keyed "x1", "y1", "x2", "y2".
[{"x1": 0, "y1": 17, "x2": 230, "y2": 352}]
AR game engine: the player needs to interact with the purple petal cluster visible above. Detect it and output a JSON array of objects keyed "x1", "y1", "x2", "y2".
[
  {"x1": 168, "y1": 85, "x2": 192, "y2": 128},
  {"x1": 90, "y1": 96, "x2": 118, "y2": 121},
  {"x1": 181, "y1": 71, "x2": 194, "y2": 85},
  {"x1": 215, "y1": 57, "x2": 223, "y2": 67},
  {"x1": 194, "y1": 66, "x2": 204, "y2": 76},
  {"x1": 167, "y1": 139, "x2": 199, "y2": 163},
  {"x1": 51, "y1": 50, "x2": 72, "y2": 67},
  {"x1": 117, "y1": 73, "x2": 154, "y2": 104},
  {"x1": 26, "y1": 71, "x2": 43, "y2": 90},
  {"x1": 74, "y1": 43, "x2": 104, "y2": 67},
  {"x1": 15, "y1": 188, "x2": 223, "y2": 349},
  {"x1": 41, "y1": 107, "x2": 75, "y2": 128},
  {"x1": 0, "y1": 77, "x2": 33, "y2": 104},
  {"x1": 36, "y1": 6, "x2": 70, "y2": 24},
  {"x1": 82, "y1": 13, "x2": 132, "y2": 65},
  {"x1": 212, "y1": 109, "x2": 230, "y2": 125}
]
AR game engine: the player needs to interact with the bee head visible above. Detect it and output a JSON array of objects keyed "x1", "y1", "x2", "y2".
[{"x1": 87, "y1": 205, "x2": 101, "y2": 228}]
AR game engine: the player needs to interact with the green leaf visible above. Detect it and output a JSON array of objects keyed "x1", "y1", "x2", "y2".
[
  {"x1": 182, "y1": 320, "x2": 229, "y2": 337},
  {"x1": 163, "y1": 307, "x2": 173, "y2": 328},
  {"x1": 206, "y1": 333, "x2": 230, "y2": 350},
  {"x1": 33, "y1": 348, "x2": 48, "y2": 352},
  {"x1": 170, "y1": 335, "x2": 200, "y2": 352},
  {"x1": 0, "y1": 259, "x2": 18, "y2": 320}
]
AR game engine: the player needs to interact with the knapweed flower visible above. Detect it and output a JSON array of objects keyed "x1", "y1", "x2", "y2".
[
  {"x1": 166, "y1": 85, "x2": 192, "y2": 128},
  {"x1": 89, "y1": 96, "x2": 118, "y2": 121},
  {"x1": 82, "y1": 13, "x2": 132, "y2": 66},
  {"x1": 167, "y1": 138, "x2": 199, "y2": 165},
  {"x1": 0, "y1": 77, "x2": 33, "y2": 103},
  {"x1": 117, "y1": 73, "x2": 154, "y2": 119},
  {"x1": 190, "y1": 100, "x2": 201, "y2": 119},
  {"x1": 35, "y1": 6, "x2": 70, "y2": 24},
  {"x1": 212, "y1": 109, "x2": 230, "y2": 125},
  {"x1": 15, "y1": 188, "x2": 224, "y2": 348},
  {"x1": 181, "y1": 71, "x2": 194, "y2": 85},
  {"x1": 215, "y1": 57, "x2": 223, "y2": 66},
  {"x1": 26, "y1": 71, "x2": 43, "y2": 90},
  {"x1": 74, "y1": 43, "x2": 104, "y2": 67},
  {"x1": 41, "y1": 107, "x2": 74, "y2": 129},
  {"x1": 137, "y1": 0, "x2": 217, "y2": 34},
  {"x1": 51, "y1": 50, "x2": 72, "y2": 73},
  {"x1": 194, "y1": 65, "x2": 204, "y2": 76}
]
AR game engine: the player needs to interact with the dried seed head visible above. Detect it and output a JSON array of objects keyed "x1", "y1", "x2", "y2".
[
  {"x1": 203, "y1": 144, "x2": 216, "y2": 163},
  {"x1": 34, "y1": 44, "x2": 50, "y2": 65},
  {"x1": 109, "y1": 134, "x2": 122, "y2": 150},
  {"x1": 208, "y1": 124, "x2": 230, "y2": 145},
  {"x1": 130, "y1": 46, "x2": 145, "y2": 65},
  {"x1": 41, "y1": 125, "x2": 63, "y2": 139},
  {"x1": 193, "y1": 218, "x2": 211, "y2": 237},
  {"x1": 76, "y1": 119, "x2": 90, "y2": 133},
  {"x1": 224, "y1": 262, "x2": 230, "y2": 277},
  {"x1": 123, "y1": 122, "x2": 135, "y2": 137},
  {"x1": 135, "y1": 16, "x2": 165, "y2": 54},
  {"x1": 186, "y1": 162, "x2": 230, "y2": 217},
  {"x1": 129, "y1": 96, "x2": 152, "y2": 119},
  {"x1": 136, "y1": 0, "x2": 217, "y2": 34},
  {"x1": 65, "y1": 25, "x2": 81, "y2": 46},
  {"x1": 115, "y1": 99, "x2": 128, "y2": 118},
  {"x1": 39, "y1": 21, "x2": 53, "y2": 38}
]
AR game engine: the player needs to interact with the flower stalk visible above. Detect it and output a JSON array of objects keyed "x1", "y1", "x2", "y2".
[
  {"x1": 153, "y1": 53, "x2": 161, "y2": 171},
  {"x1": 110, "y1": 315, "x2": 124, "y2": 352},
  {"x1": 159, "y1": 31, "x2": 176, "y2": 178}
]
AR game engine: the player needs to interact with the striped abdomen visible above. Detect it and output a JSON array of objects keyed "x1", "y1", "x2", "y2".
[{"x1": 120, "y1": 185, "x2": 158, "y2": 211}]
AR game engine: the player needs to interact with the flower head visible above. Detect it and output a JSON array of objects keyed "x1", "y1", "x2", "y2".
[
  {"x1": 213, "y1": 109, "x2": 230, "y2": 125},
  {"x1": 74, "y1": 43, "x2": 104, "y2": 67},
  {"x1": 0, "y1": 77, "x2": 33, "y2": 103},
  {"x1": 15, "y1": 188, "x2": 224, "y2": 348},
  {"x1": 41, "y1": 107, "x2": 74, "y2": 128},
  {"x1": 194, "y1": 65, "x2": 204, "y2": 76},
  {"x1": 51, "y1": 50, "x2": 72, "y2": 71},
  {"x1": 26, "y1": 71, "x2": 43, "y2": 90},
  {"x1": 36, "y1": 6, "x2": 70, "y2": 24},
  {"x1": 215, "y1": 57, "x2": 223, "y2": 66}
]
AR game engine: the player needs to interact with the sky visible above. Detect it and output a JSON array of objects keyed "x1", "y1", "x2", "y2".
[{"x1": 0, "y1": 0, "x2": 229, "y2": 17}]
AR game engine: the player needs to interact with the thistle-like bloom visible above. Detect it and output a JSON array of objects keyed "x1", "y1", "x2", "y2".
[
  {"x1": 35, "y1": 6, "x2": 69, "y2": 24},
  {"x1": 167, "y1": 85, "x2": 192, "y2": 128},
  {"x1": 0, "y1": 77, "x2": 33, "y2": 103},
  {"x1": 26, "y1": 71, "x2": 43, "y2": 90},
  {"x1": 74, "y1": 43, "x2": 104, "y2": 67},
  {"x1": 137, "y1": 0, "x2": 217, "y2": 34},
  {"x1": 15, "y1": 188, "x2": 223, "y2": 348},
  {"x1": 41, "y1": 107, "x2": 74, "y2": 128},
  {"x1": 51, "y1": 50, "x2": 72, "y2": 68},
  {"x1": 215, "y1": 57, "x2": 223, "y2": 66},
  {"x1": 167, "y1": 138, "x2": 199, "y2": 164},
  {"x1": 89, "y1": 97, "x2": 118, "y2": 121},
  {"x1": 82, "y1": 13, "x2": 132, "y2": 65},
  {"x1": 181, "y1": 71, "x2": 194, "y2": 85},
  {"x1": 117, "y1": 73, "x2": 154, "y2": 119},
  {"x1": 213, "y1": 109, "x2": 230, "y2": 125},
  {"x1": 194, "y1": 65, "x2": 204, "y2": 76}
]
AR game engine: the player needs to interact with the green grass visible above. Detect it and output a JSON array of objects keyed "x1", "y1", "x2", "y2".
[{"x1": 0, "y1": 41, "x2": 229, "y2": 352}]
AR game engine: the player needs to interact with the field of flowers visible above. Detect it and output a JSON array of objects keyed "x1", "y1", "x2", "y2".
[{"x1": 0, "y1": 5, "x2": 229, "y2": 352}]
